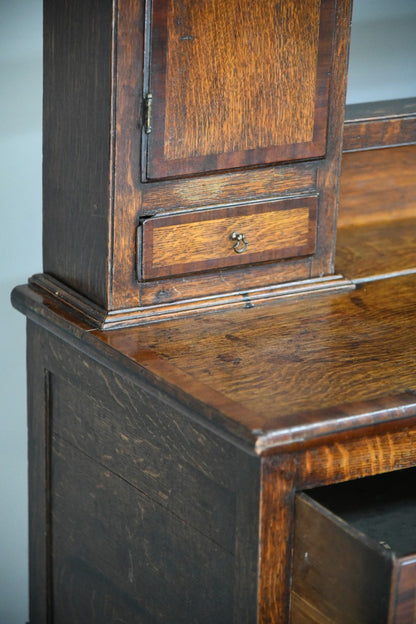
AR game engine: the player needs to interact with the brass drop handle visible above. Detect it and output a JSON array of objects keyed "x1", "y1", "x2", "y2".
[{"x1": 231, "y1": 231, "x2": 248, "y2": 254}]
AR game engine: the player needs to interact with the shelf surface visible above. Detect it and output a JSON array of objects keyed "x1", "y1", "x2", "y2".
[
  {"x1": 12, "y1": 271, "x2": 416, "y2": 454},
  {"x1": 336, "y1": 217, "x2": 416, "y2": 282}
]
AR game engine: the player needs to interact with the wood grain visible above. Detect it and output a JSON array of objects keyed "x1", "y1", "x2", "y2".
[
  {"x1": 13, "y1": 271, "x2": 416, "y2": 623},
  {"x1": 140, "y1": 162, "x2": 317, "y2": 216},
  {"x1": 98, "y1": 275, "x2": 416, "y2": 442},
  {"x1": 297, "y1": 426, "x2": 416, "y2": 488},
  {"x1": 51, "y1": 436, "x2": 234, "y2": 623},
  {"x1": 291, "y1": 492, "x2": 392, "y2": 623},
  {"x1": 43, "y1": 0, "x2": 114, "y2": 307},
  {"x1": 147, "y1": 0, "x2": 333, "y2": 178},
  {"x1": 23, "y1": 315, "x2": 263, "y2": 623},
  {"x1": 258, "y1": 456, "x2": 296, "y2": 624},
  {"x1": 141, "y1": 197, "x2": 317, "y2": 279},
  {"x1": 40, "y1": 0, "x2": 352, "y2": 326},
  {"x1": 14, "y1": 270, "x2": 416, "y2": 451},
  {"x1": 338, "y1": 145, "x2": 416, "y2": 227},
  {"x1": 291, "y1": 470, "x2": 416, "y2": 623},
  {"x1": 50, "y1": 370, "x2": 237, "y2": 553},
  {"x1": 336, "y1": 217, "x2": 416, "y2": 282},
  {"x1": 343, "y1": 98, "x2": 416, "y2": 152},
  {"x1": 26, "y1": 323, "x2": 53, "y2": 624}
]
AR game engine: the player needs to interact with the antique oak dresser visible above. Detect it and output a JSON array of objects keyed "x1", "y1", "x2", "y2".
[{"x1": 12, "y1": 0, "x2": 416, "y2": 622}]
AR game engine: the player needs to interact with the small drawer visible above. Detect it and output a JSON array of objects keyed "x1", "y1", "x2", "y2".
[
  {"x1": 140, "y1": 196, "x2": 317, "y2": 280},
  {"x1": 291, "y1": 468, "x2": 416, "y2": 624}
]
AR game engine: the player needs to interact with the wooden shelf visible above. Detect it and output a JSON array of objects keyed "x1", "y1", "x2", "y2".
[
  {"x1": 336, "y1": 216, "x2": 416, "y2": 283},
  {"x1": 343, "y1": 97, "x2": 416, "y2": 152}
]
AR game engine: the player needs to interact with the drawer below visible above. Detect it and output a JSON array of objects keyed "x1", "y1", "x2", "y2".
[
  {"x1": 291, "y1": 468, "x2": 416, "y2": 624},
  {"x1": 140, "y1": 196, "x2": 317, "y2": 280}
]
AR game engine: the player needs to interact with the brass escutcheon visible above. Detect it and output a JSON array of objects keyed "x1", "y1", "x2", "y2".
[{"x1": 231, "y1": 231, "x2": 248, "y2": 254}]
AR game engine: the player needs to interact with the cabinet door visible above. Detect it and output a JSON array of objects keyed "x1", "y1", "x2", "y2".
[{"x1": 144, "y1": 0, "x2": 335, "y2": 180}]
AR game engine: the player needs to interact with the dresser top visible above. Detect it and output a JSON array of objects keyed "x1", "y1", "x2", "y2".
[{"x1": 12, "y1": 273, "x2": 416, "y2": 454}]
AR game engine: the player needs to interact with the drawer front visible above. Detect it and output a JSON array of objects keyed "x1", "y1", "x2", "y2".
[
  {"x1": 140, "y1": 196, "x2": 317, "y2": 280},
  {"x1": 291, "y1": 469, "x2": 416, "y2": 624}
]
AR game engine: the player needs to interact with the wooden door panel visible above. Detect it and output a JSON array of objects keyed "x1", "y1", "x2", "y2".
[{"x1": 145, "y1": 0, "x2": 335, "y2": 180}]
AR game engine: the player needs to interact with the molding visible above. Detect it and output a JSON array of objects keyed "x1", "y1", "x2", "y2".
[
  {"x1": 29, "y1": 273, "x2": 355, "y2": 331},
  {"x1": 343, "y1": 98, "x2": 416, "y2": 152}
]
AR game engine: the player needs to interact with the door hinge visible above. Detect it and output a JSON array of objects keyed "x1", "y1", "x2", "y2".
[{"x1": 143, "y1": 93, "x2": 153, "y2": 135}]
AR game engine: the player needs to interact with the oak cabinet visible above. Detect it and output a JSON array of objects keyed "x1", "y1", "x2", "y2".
[
  {"x1": 38, "y1": 0, "x2": 353, "y2": 328},
  {"x1": 12, "y1": 1, "x2": 416, "y2": 623}
]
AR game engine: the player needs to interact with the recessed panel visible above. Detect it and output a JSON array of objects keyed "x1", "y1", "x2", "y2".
[{"x1": 146, "y1": 0, "x2": 335, "y2": 179}]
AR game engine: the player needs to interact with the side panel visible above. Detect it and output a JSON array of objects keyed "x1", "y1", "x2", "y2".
[
  {"x1": 43, "y1": 0, "x2": 114, "y2": 307},
  {"x1": 26, "y1": 321, "x2": 261, "y2": 623}
]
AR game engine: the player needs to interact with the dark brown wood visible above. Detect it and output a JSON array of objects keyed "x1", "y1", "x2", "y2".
[
  {"x1": 11, "y1": 267, "x2": 416, "y2": 623},
  {"x1": 26, "y1": 323, "x2": 53, "y2": 623},
  {"x1": 311, "y1": 0, "x2": 352, "y2": 281},
  {"x1": 40, "y1": 0, "x2": 353, "y2": 326},
  {"x1": 291, "y1": 494, "x2": 392, "y2": 623},
  {"x1": 52, "y1": 436, "x2": 234, "y2": 623},
  {"x1": 14, "y1": 271, "x2": 416, "y2": 451},
  {"x1": 343, "y1": 98, "x2": 416, "y2": 153},
  {"x1": 17, "y1": 2, "x2": 416, "y2": 622},
  {"x1": 291, "y1": 470, "x2": 416, "y2": 623},
  {"x1": 392, "y1": 555, "x2": 416, "y2": 624},
  {"x1": 43, "y1": 0, "x2": 114, "y2": 307},
  {"x1": 140, "y1": 196, "x2": 317, "y2": 280}
]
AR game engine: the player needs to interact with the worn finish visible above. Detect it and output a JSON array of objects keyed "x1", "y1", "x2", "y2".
[
  {"x1": 13, "y1": 271, "x2": 416, "y2": 623},
  {"x1": 18, "y1": 1, "x2": 416, "y2": 621},
  {"x1": 23, "y1": 318, "x2": 261, "y2": 623},
  {"x1": 140, "y1": 162, "x2": 317, "y2": 217},
  {"x1": 258, "y1": 456, "x2": 297, "y2": 624},
  {"x1": 43, "y1": 0, "x2": 114, "y2": 307},
  {"x1": 93, "y1": 276, "x2": 416, "y2": 437}
]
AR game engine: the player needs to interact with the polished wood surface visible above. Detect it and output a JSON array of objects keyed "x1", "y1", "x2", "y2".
[
  {"x1": 40, "y1": 0, "x2": 352, "y2": 325},
  {"x1": 140, "y1": 197, "x2": 317, "y2": 279},
  {"x1": 147, "y1": 0, "x2": 332, "y2": 178},
  {"x1": 18, "y1": 1, "x2": 416, "y2": 621},
  {"x1": 336, "y1": 217, "x2": 416, "y2": 282},
  {"x1": 13, "y1": 271, "x2": 416, "y2": 453},
  {"x1": 97, "y1": 275, "x2": 416, "y2": 445},
  {"x1": 393, "y1": 555, "x2": 416, "y2": 624},
  {"x1": 338, "y1": 145, "x2": 416, "y2": 227},
  {"x1": 140, "y1": 162, "x2": 317, "y2": 217}
]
